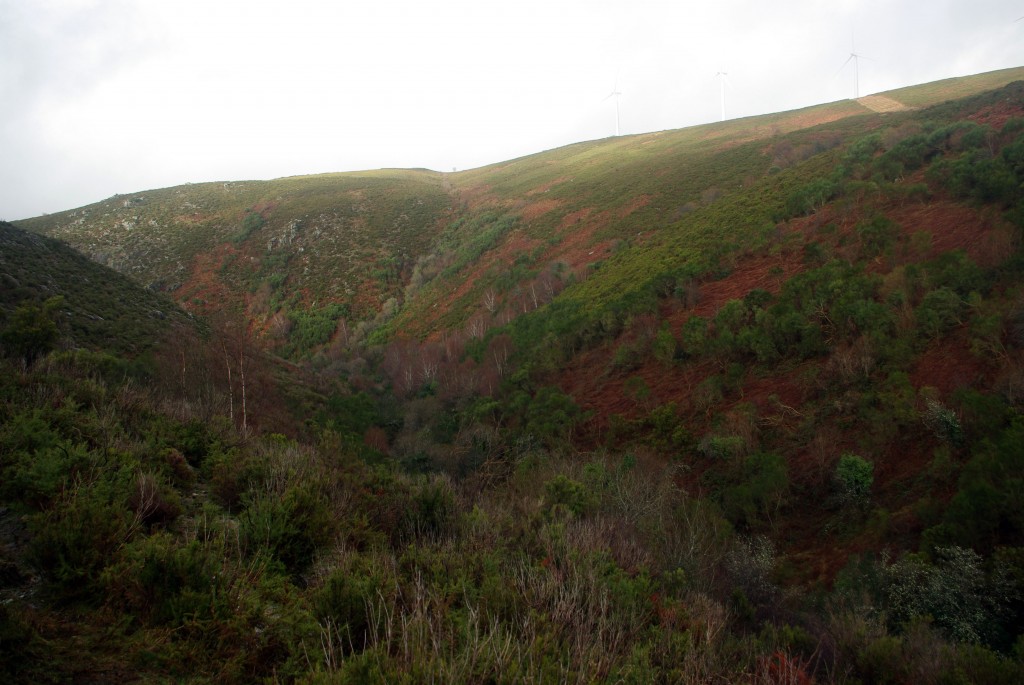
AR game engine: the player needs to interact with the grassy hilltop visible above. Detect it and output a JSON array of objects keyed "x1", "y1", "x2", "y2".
[{"x1": 5, "y1": 67, "x2": 1024, "y2": 682}]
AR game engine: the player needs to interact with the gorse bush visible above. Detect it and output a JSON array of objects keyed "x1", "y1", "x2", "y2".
[
  {"x1": 239, "y1": 484, "x2": 335, "y2": 575},
  {"x1": 544, "y1": 474, "x2": 594, "y2": 518},
  {"x1": 234, "y1": 210, "x2": 265, "y2": 243},
  {"x1": 834, "y1": 453, "x2": 874, "y2": 509},
  {"x1": 0, "y1": 295, "x2": 63, "y2": 366}
]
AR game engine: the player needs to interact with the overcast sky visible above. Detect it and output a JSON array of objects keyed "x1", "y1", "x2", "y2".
[{"x1": 2, "y1": 0, "x2": 1022, "y2": 220}]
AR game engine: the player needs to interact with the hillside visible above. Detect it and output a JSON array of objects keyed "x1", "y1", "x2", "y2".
[
  {"x1": 0, "y1": 221, "x2": 194, "y2": 358},
  {"x1": 5, "y1": 67, "x2": 1024, "y2": 682},
  {"x1": 18, "y1": 170, "x2": 452, "y2": 356},
  {"x1": 20, "y1": 68, "x2": 1024, "y2": 355}
]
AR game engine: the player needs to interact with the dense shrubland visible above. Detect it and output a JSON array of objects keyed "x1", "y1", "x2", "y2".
[{"x1": 3, "y1": 345, "x2": 1024, "y2": 683}]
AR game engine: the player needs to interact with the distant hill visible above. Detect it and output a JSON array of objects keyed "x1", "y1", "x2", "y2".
[{"x1": 16, "y1": 171, "x2": 450, "y2": 354}]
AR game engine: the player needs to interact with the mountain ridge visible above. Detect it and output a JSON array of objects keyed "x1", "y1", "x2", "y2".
[{"x1": 19, "y1": 68, "x2": 1024, "y2": 354}]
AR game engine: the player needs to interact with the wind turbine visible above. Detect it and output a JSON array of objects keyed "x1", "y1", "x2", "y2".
[
  {"x1": 837, "y1": 34, "x2": 868, "y2": 99},
  {"x1": 604, "y1": 80, "x2": 622, "y2": 136},
  {"x1": 716, "y1": 71, "x2": 728, "y2": 121}
]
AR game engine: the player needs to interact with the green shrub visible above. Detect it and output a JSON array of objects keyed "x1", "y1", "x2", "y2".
[
  {"x1": 314, "y1": 558, "x2": 389, "y2": 653},
  {"x1": 948, "y1": 642, "x2": 1024, "y2": 685},
  {"x1": 512, "y1": 385, "x2": 582, "y2": 447},
  {"x1": 840, "y1": 133, "x2": 883, "y2": 179},
  {"x1": 239, "y1": 484, "x2": 334, "y2": 575},
  {"x1": 885, "y1": 546, "x2": 1014, "y2": 645},
  {"x1": 875, "y1": 133, "x2": 932, "y2": 180},
  {"x1": 698, "y1": 434, "x2": 746, "y2": 460},
  {"x1": 28, "y1": 480, "x2": 133, "y2": 602},
  {"x1": 925, "y1": 418, "x2": 1024, "y2": 550},
  {"x1": 0, "y1": 296, "x2": 63, "y2": 366},
  {"x1": 856, "y1": 216, "x2": 900, "y2": 259},
  {"x1": 611, "y1": 340, "x2": 644, "y2": 370},
  {"x1": 0, "y1": 603, "x2": 43, "y2": 683},
  {"x1": 917, "y1": 288, "x2": 965, "y2": 339},
  {"x1": 404, "y1": 475, "x2": 457, "y2": 540},
  {"x1": 924, "y1": 251, "x2": 987, "y2": 296},
  {"x1": 285, "y1": 302, "x2": 348, "y2": 355},
  {"x1": 652, "y1": 323, "x2": 677, "y2": 364},
  {"x1": 720, "y1": 452, "x2": 788, "y2": 528},
  {"x1": 834, "y1": 453, "x2": 874, "y2": 509},
  {"x1": 544, "y1": 474, "x2": 594, "y2": 517},
  {"x1": 679, "y1": 316, "x2": 708, "y2": 357},
  {"x1": 1, "y1": 437, "x2": 92, "y2": 509},
  {"x1": 110, "y1": 533, "x2": 234, "y2": 625},
  {"x1": 855, "y1": 635, "x2": 907, "y2": 685},
  {"x1": 234, "y1": 211, "x2": 265, "y2": 243}
]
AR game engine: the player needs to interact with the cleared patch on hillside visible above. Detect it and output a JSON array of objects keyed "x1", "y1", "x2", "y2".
[
  {"x1": 888, "y1": 198, "x2": 1013, "y2": 267},
  {"x1": 177, "y1": 244, "x2": 237, "y2": 314},
  {"x1": 857, "y1": 95, "x2": 911, "y2": 114},
  {"x1": 526, "y1": 176, "x2": 572, "y2": 196},
  {"x1": 544, "y1": 209, "x2": 616, "y2": 273},
  {"x1": 968, "y1": 99, "x2": 1024, "y2": 130},
  {"x1": 689, "y1": 251, "x2": 807, "y2": 320},
  {"x1": 519, "y1": 198, "x2": 563, "y2": 222},
  {"x1": 910, "y1": 331, "x2": 990, "y2": 397}
]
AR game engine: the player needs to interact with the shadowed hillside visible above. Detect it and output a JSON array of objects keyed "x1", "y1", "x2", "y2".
[{"x1": 0, "y1": 221, "x2": 194, "y2": 357}]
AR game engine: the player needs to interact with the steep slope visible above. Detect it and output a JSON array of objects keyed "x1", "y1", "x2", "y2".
[
  {"x1": 0, "y1": 221, "x2": 193, "y2": 357},
  {"x1": 384, "y1": 67, "x2": 1024, "y2": 340},
  {"x1": 542, "y1": 81, "x2": 1024, "y2": 582},
  {"x1": 360, "y1": 75, "x2": 1024, "y2": 592},
  {"x1": 17, "y1": 170, "x2": 452, "y2": 355}
]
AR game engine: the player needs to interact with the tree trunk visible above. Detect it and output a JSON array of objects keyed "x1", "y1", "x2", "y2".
[{"x1": 224, "y1": 350, "x2": 234, "y2": 424}]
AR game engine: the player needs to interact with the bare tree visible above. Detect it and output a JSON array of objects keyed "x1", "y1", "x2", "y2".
[
  {"x1": 488, "y1": 334, "x2": 513, "y2": 378},
  {"x1": 467, "y1": 315, "x2": 486, "y2": 340},
  {"x1": 483, "y1": 288, "x2": 497, "y2": 314},
  {"x1": 211, "y1": 312, "x2": 258, "y2": 434},
  {"x1": 419, "y1": 344, "x2": 441, "y2": 385}
]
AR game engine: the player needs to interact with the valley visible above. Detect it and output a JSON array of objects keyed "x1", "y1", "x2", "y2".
[{"x1": 4, "y1": 66, "x2": 1024, "y2": 682}]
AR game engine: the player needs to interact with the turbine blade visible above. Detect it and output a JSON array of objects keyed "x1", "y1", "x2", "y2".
[{"x1": 832, "y1": 54, "x2": 854, "y2": 78}]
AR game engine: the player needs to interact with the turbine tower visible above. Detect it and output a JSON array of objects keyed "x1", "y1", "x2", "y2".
[
  {"x1": 716, "y1": 72, "x2": 728, "y2": 121},
  {"x1": 838, "y1": 34, "x2": 867, "y2": 99}
]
